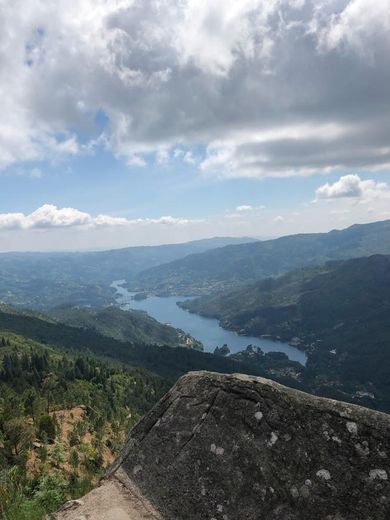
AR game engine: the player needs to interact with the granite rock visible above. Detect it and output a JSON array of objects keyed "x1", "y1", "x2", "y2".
[{"x1": 55, "y1": 371, "x2": 390, "y2": 520}]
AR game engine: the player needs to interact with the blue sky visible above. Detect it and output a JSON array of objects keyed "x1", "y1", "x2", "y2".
[
  {"x1": 1, "y1": 1, "x2": 390, "y2": 251},
  {"x1": 4, "y1": 153, "x2": 390, "y2": 219},
  {"x1": 1, "y1": 151, "x2": 317, "y2": 217}
]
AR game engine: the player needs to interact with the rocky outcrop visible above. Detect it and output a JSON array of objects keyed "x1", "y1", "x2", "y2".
[{"x1": 56, "y1": 371, "x2": 390, "y2": 519}]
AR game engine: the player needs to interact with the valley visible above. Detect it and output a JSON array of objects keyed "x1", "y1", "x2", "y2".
[
  {"x1": 129, "y1": 219, "x2": 390, "y2": 296},
  {"x1": 0, "y1": 237, "x2": 255, "y2": 310},
  {"x1": 3, "y1": 5, "x2": 390, "y2": 516},
  {"x1": 2, "y1": 222, "x2": 390, "y2": 519},
  {"x1": 112, "y1": 280, "x2": 307, "y2": 363}
]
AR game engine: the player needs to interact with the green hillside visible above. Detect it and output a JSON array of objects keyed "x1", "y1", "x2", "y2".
[
  {"x1": 48, "y1": 305, "x2": 202, "y2": 349},
  {"x1": 0, "y1": 305, "x2": 301, "y2": 384},
  {"x1": 0, "y1": 237, "x2": 255, "y2": 310},
  {"x1": 0, "y1": 303, "x2": 302, "y2": 520},
  {"x1": 182, "y1": 255, "x2": 390, "y2": 410},
  {"x1": 2, "y1": 254, "x2": 390, "y2": 519},
  {"x1": 132, "y1": 219, "x2": 390, "y2": 295},
  {"x1": 0, "y1": 331, "x2": 169, "y2": 520}
]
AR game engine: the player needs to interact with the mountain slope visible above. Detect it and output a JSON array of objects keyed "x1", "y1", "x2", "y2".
[
  {"x1": 0, "y1": 329, "x2": 170, "y2": 520},
  {"x1": 55, "y1": 371, "x2": 390, "y2": 520},
  {"x1": 181, "y1": 254, "x2": 390, "y2": 343},
  {"x1": 0, "y1": 305, "x2": 298, "y2": 384},
  {"x1": 48, "y1": 305, "x2": 202, "y2": 349},
  {"x1": 132, "y1": 219, "x2": 390, "y2": 295},
  {"x1": 182, "y1": 255, "x2": 390, "y2": 407},
  {"x1": 0, "y1": 236, "x2": 256, "y2": 309}
]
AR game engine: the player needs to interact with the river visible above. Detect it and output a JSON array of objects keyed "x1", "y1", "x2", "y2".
[{"x1": 112, "y1": 281, "x2": 307, "y2": 365}]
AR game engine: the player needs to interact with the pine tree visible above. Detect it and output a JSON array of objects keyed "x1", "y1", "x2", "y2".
[{"x1": 69, "y1": 448, "x2": 79, "y2": 472}]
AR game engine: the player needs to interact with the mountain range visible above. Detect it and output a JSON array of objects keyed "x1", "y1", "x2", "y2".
[
  {"x1": 0, "y1": 236, "x2": 255, "y2": 309},
  {"x1": 3, "y1": 221, "x2": 390, "y2": 519},
  {"x1": 131, "y1": 219, "x2": 390, "y2": 295},
  {"x1": 181, "y1": 254, "x2": 390, "y2": 410}
]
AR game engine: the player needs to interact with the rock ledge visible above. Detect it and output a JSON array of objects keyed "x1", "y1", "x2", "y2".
[{"x1": 55, "y1": 371, "x2": 390, "y2": 520}]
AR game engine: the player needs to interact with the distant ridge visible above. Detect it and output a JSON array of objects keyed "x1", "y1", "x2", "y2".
[
  {"x1": 0, "y1": 236, "x2": 256, "y2": 309},
  {"x1": 131, "y1": 219, "x2": 390, "y2": 295}
]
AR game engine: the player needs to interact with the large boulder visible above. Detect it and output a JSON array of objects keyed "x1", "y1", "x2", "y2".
[{"x1": 56, "y1": 371, "x2": 390, "y2": 519}]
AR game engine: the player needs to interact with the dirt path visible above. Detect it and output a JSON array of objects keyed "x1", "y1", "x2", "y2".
[{"x1": 55, "y1": 469, "x2": 161, "y2": 520}]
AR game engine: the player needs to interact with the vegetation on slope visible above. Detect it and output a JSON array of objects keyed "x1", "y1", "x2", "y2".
[
  {"x1": 0, "y1": 332, "x2": 169, "y2": 520},
  {"x1": 182, "y1": 255, "x2": 390, "y2": 411},
  {"x1": 4, "y1": 251, "x2": 390, "y2": 518},
  {"x1": 48, "y1": 305, "x2": 203, "y2": 349},
  {"x1": 132, "y1": 219, "x2": 390, "y2": 295},
  {"x1": 0, "y1": 237, "x2": 255, "y2": 310},
  {"x1": 0, "y1": 305, "x2": 302, "y2": 384},
  {"x1": 0, "y1": 305, "x2": 306, "y2": 519}
]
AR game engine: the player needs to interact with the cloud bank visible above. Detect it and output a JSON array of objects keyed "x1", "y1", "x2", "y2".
[
  {"x1": 0, "y1": 205, "x2": 198, "y2": 230},
  {"x1": 1, "y1": 0, "x2": 390, "y2": 177},
  {"x1": 315, "y1": 174, "x2": 390, "y2": 201}
]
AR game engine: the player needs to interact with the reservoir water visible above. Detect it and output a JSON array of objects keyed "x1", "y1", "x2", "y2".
[{"x1": 112, "y1": 281, "x2": 307, "y2": 365}]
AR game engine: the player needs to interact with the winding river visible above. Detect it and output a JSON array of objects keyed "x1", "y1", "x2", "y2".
[{"x1": 112, "y1": 281, "x2": 307, "y2": 365}]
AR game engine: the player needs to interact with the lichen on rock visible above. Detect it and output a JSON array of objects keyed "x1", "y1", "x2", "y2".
[{"x1": 55, "y1": 371, "x2": 390, "y2": 520}]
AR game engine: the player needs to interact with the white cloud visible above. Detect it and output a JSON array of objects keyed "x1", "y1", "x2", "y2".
[
  {"x1": 315, "y1": 174, "x2": 390, "y2": 201},
  {"x1": 2, "y1": 199, "x2": 390, "y2": 252},
  {"x1": 183, "y1": 151, "x2": 196, "y2": 164},
  {"x1": 0, "y1": 204, "x2": 199, "y2": 231},
  {"x1": 318, "y1": 0, "x2": 390, "y2": 57},
  {"x1": 28, "y1": 205, "x2": 93, "y2": 229},
  {"x1": 1, "y1": 1, "x2": 390, "y2": 177},
  {"x1": 156, "y1": 149, "x2": 170, "y2": 164},
  {"x1": 0, "y1": 205, "x2": 93, "y2": 230},
  {"x1": 173, "y1": 148, "x2": 184, "y2": 159},
  {"x1": 140, "y1": 216, "x2": 202, "y2": 226},
  {"x1": 125, "y1": 215, "x2": 203, "y2": 226},
  {"x1": 172, "y1": 148, "x2": 197, "y2": 165},
  {"x1": 93, "y1": 214, "x2": 129, "y2": 227},
  {"x1": 225, "y1": 204, "x2": 266, "y2": 219},
  {"x1": 126, "y1": 155, "x2": 147, "y2": 167},
  {"x1": 236, "y1": 205, "x2": 253, "y2": 212}
]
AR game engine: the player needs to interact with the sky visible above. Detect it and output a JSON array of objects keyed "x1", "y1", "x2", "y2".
[{"x1": 1, "y1": 0, "x2": 390, "y2": 251}]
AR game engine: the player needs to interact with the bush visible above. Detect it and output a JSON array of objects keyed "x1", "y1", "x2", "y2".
[
  {"x1": 37, "y1": 415, "x2": 57, "y2": 443},
  {"x1": 33, "y1": 474, "x2": 66, "y2": 514}
]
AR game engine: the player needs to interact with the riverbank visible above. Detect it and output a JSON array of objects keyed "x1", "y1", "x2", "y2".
[{"x1": 111, "y1": 281, "x2": 307, "y2": 365}]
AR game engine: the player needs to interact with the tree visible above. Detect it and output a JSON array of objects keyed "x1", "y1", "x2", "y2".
[
  {"x1": 214, "y1": 344, "x2": 230, "y2": 356},
  {"x1": 33, "y1": 474, "x2": 66, "y2": 514},
  {"x1": 3, "y1": 418, "x2": 34, "y2": 456},
  {"x1": 69, "y1": 448, "x2": 79, "y2": 472},
  {"x1": 51, "y1": 443, "x2": 65, "y2": 467},
  {"x1": 24, "y1": 389, "x2": 37, "y2": 416},
  {"x1": 42, "y1": 373, "x2": 58, "y2": 413},
  {"x1": 37, "y1": 445, "x2": 48, "y2": 464},
  {"x1": 37, "y1": 415, "x2": 57, "y2": 443}
]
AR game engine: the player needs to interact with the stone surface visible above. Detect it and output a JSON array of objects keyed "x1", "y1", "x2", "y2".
[
  {"x1": 54, "y1": 469, "x2": 161, "y2": 520},
  {"x1": 55, "y1": 371, "x2": 390, "y2": 519}
]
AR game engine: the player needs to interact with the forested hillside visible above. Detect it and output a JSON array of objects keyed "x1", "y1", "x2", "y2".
[
  {"x1": 0, "y1": 332, "x2": 169, "y2": 520},
  {"x1": 132, "y1": 219, "x2": 390, "y2": 295},
  {"x1": 3, "y1": 225, "x2": 390, "y2": 520},
  {"x1": 0, "y1": 304, "x2": 303, "y2": 383},
  {"x1": 2, "y1": 256, "x2": 390, "y2": 519},
  {"x1": 0, "y1": 237, "x2": 255, "y2": 309},
  {"x1": 0, "y1": 299, "x2": 309, "y2": 519},
  {"x1": 182, "y1": 255, "x2": 390, "y2": 411},
  {"x1": 48, "y1": 305, "x2": 202, "y2": 349}
]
